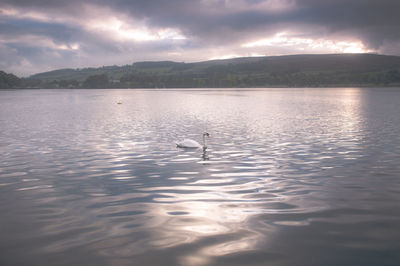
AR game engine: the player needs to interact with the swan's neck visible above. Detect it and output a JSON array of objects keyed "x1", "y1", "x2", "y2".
[{"x1": 203, "y1": 134, "x2": 207, "y2": 148}]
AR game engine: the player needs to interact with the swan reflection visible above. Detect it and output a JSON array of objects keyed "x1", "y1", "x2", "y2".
[{"x1": 202, "y1": 147, "x2": 209, "y2": 161}]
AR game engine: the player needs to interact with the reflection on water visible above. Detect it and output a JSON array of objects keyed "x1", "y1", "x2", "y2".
[{"x1": 1, "y1": 88, "x2": 400, "y2": 266}]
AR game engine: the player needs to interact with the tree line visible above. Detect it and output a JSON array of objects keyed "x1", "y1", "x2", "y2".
[
  {"x1": 18, "y1": 69, "x2": 400, "y2": 89},
  {"x1": 3, "y1": 54, "x2": 400, "y2": 89}
]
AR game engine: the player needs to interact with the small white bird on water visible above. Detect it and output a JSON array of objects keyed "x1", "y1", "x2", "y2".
[{"x1": 176, "y1": 132, "x2": 210, "y2": 149}]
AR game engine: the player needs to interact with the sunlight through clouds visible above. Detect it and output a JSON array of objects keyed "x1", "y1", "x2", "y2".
[
  {"x1": 80, "y1": 3, "x2": 187, "y2": 42},
  {"x1": 242, "y1": 32, "x2": 373, "y2": 54},
  {"x1": 85, "y1": 17, "x2": 186, "y2": 42}
]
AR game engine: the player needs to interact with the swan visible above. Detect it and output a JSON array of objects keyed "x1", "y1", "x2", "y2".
[{"x1": 176, "y1": 132, "x2": 210, "y2": 149}]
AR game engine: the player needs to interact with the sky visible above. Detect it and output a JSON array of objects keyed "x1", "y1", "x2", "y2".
[{"x1": 1, "y1": 0, "x2": 400, "y2": 76}]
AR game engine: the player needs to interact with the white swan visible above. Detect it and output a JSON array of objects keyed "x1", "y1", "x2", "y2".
[{"x1": 176, "y1": 132, "x2": 210, "y2": 149}]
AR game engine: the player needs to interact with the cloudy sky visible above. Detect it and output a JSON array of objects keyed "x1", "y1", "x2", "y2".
[{"x1": 1, "y1": 0, "x2": 399, "y2": 76}]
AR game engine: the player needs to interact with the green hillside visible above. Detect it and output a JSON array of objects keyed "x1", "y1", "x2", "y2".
[{"x1": 23, "y1": 53, "x2": 400, "y2": 88}]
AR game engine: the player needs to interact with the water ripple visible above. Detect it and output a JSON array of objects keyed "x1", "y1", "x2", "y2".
[{"x1": 1, "y1": 88, "x2": 400, "y2": 265}]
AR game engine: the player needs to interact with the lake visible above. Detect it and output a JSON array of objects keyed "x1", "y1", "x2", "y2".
[{"x1": 1, "y1": 88, "x2": 400, "y2": 266}]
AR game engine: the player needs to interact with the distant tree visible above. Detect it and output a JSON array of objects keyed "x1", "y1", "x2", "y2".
[
  {"x1": 21, "y1": 78, "x2": 42, "y2": 88},
  {"x1": 0, "y1": 71, "x2": 20, "y2": 89},
  {"x1": 83, "y1": 74, "x2": 109, "y2": 88},
  {"x1": 386, "y1": 70, "x2": 400, "y2": 84},
  {"x1": 57, "y1": 79, "x2": 79, "y2": 88}
]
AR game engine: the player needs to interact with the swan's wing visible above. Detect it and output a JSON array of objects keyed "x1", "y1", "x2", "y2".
[
  {"x1": 176, "y1": 139, "x2": 201, "y2": 148},
  {"x1": 175, "y1": 140, "x2": 185, "y2": 147}
]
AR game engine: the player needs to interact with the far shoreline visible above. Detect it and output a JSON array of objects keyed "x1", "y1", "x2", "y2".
[{"x1": 3, "y1": 85, "x2": 400, "y2": 90}]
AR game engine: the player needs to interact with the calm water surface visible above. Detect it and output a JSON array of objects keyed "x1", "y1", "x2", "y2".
[{"x1": 1, "y1": 88, "x2": 400, "y2": 266}]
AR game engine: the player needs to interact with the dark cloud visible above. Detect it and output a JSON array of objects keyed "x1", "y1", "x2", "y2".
[
  {"x1": 97, "y1": 0, "x2": 400, "y2": 47},
  {"x1": 0, "y1": 18, "x2": 76, "y2": 43},
  {"x1": 1, "y1": 0, "x2": 400, "y2": 76},
  {"x1": 289, "y1": 0, "x2": 400, "y2": 48}
]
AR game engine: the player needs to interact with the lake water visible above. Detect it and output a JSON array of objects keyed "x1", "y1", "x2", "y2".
[{"x1": 1, "y1": 88, "x2": 400, "y2": 266}]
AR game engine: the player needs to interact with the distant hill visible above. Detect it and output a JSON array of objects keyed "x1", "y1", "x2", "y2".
[{"x1": 27, "y1": 54, "x2": 400, "y2": 88}]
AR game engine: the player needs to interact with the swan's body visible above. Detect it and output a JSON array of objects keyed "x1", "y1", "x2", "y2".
[
  {"x1": 176, "y1": 132, "x2": 210, "y2": 149},
  {"x1": 176, "y1": 139, "x2": 201, "y2": 148}
]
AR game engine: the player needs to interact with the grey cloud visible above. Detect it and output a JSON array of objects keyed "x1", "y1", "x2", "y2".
[
  {"x1": 98, "y1": 0, "x2": 400, "y2": 52},
  {"x1": 0, "y1": 18, "x2": 76, "y2": 42},
  {"x1": 1, "y1": 0, "x2": 400, "y2": 75},
  {"x1": 289, "y1": 0, "x2": 400, "y2": 48}
]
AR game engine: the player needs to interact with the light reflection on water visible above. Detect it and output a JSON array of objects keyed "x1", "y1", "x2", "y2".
[{"x1": 1, "y1": 88, "x2": 400, "y2": 266}]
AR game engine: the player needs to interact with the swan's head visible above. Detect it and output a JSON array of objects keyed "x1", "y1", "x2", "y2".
[{"x1": 203, "y1": 132, "x2": 210, "y2": 137}]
